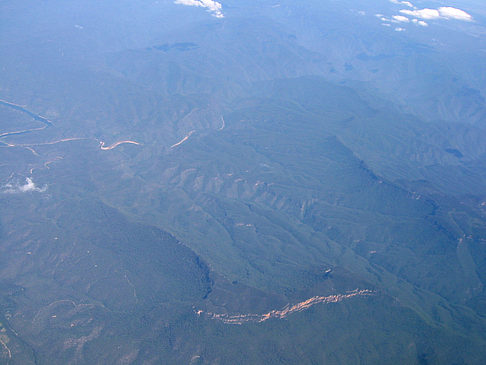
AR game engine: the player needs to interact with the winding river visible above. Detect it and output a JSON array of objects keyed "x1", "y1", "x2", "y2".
[
  {"x1": 0, "y1": 99, "x2": 53, "y2": 127},
  {"x1": 1, "y1": 98, "x2": 141, "y2": 152}
]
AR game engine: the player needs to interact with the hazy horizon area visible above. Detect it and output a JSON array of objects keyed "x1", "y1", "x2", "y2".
[{"x1": 1, "y1": 0, "x2": 486, "y2": 363}]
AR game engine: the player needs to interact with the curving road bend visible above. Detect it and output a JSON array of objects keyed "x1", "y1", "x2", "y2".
[
  {"x1": 99, "y1": 140, "x2": 141, "y2": 150},
  {"x1": 170, "y1": 130, "x2": 195, "y2": 149}
]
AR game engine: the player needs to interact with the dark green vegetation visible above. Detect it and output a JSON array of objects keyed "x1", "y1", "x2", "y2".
[{"x1": 1, "y1": 0, "x2": 486, "y2": 363}]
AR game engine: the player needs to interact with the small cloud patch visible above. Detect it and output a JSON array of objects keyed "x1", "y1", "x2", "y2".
[
  {"x1": 377, "y1": 4, "x2": 472, "y2": 31},
  {"x1": 392, "y1": 15, "x2": 410, "y2": 23},
  {"x1": 390, "y1": 0, "x2": 414, "y2": 8},
  {"x1": 174, "y1": 0, "x2": 224, "y2": 18},
  {"x1": 2, "y1": 178, "x2": 47, "y2": 194},
  {"x1": 411, "y1": 19, "x2": 428, "y2": 27},
  {"x1": 400, "y1": 7, "x2": 472, "y2": 21}
]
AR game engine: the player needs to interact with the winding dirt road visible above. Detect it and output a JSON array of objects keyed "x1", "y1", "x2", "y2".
[
  {"x1": 99, "y1": 140, "x2": 141, "y2": 150},
  {"x1": 171, "y1": 130, "x2": 195, "y2": 148},
  {"x1": 219, "y1": 116, "x2": 225, "y2": 131}
]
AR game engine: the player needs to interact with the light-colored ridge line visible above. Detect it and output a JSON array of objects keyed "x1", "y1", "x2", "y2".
[{"x1": 197, "y1": 289, "x2": 374, "y2": 325}]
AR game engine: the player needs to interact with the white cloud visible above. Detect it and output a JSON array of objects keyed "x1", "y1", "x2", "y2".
[
  {"x1": 395, "y1": 27, "x2": 406, "y2": 32},
  {"x1": 174, "y1": 0, "x2": 224, "y2": 18},
  {"x1": 390, "y1": 0, "x2": 414, "y2": 8},
  {"x1": 400, "y1": 7, "x2": 472, "y2": 21},
  {"x1": 2, "y1": 178, "x2": 47, "y2": 194},
  {"x1": 392, "y1": 15, "x2": 410, "y2": 23},
  {"x1": 411, "y1": 18, "x2": 428, "y2": 26},
  {"x1": 438, "y1": 7, "x2": 473, "y2": 21},
  {"x1": 400, "y1": 8, "x2": 440, "y2": 20}
]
